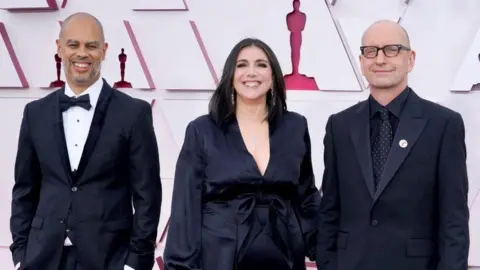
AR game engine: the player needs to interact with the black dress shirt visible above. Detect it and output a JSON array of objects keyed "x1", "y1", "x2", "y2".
[{"x1": 369, "y1": 87, "x2": 410, "y2": 146}]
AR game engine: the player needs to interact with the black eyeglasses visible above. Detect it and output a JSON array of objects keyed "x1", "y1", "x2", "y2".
[{"x1": 360, "y1": 44, "x2": 411, "y2": 58}]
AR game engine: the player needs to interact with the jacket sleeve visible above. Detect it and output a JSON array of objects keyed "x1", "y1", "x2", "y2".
[
  {"x1": 163, "y1": 121, "x2": 204, "y2": 270},
  {"x1": 294, "y1": 116, "x2": 321, "y2": 261},
  {"x1": 10, "y1": 103, "x2": 42, "y2": 267},
  {"x1": 126, "y1": 102, "x2": 162, "y2": 270},
  {"x1": 436, "y1": 112, "x2": 469, "y2": 270},
  {"x1": 316, "y1": 115, "x2": 340, "y2": 270}
]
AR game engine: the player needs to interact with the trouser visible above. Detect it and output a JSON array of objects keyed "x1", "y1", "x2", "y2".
[{"x1": 58, "y1": 246, "x2": 77, "y2": 270}]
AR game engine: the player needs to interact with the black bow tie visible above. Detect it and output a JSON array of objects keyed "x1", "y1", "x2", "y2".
[{"x1": 59, "y1": 93, "x2": 92, "y2": 112}]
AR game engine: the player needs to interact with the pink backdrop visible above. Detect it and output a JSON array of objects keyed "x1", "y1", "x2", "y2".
[{"x1": 0, "y1": 0, "x2": 479, "y2": 268}]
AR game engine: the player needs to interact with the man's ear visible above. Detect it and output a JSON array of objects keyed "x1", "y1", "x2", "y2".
[{"x1": 102, "y1": 42, "x2": 109, "y2": 61}]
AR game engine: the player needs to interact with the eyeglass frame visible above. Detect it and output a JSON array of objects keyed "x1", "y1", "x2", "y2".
[{"x1": 360, "y1": 44, "x2": 411, "y2": 58}]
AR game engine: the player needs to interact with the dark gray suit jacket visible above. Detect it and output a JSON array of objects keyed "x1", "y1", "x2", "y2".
[{"x1": 316, "y1": 89, "x2": 469, "y2": 270}]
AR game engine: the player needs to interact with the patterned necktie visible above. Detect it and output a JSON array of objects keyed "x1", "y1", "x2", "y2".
[
  {"x1": 372, "y1": 107, "x2": 393, "y2": 189},
  {"x1": 59, "y1": 94, "x2": 92, "y2": 112}
]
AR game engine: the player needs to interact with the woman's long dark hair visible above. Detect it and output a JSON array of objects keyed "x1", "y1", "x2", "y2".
[{"x1": 208, "y1": 38, "x2": 287, "y2": 126}]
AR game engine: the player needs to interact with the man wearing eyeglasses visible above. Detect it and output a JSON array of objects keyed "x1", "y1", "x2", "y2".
[{"x1": 316, "y1": 20, "x2": 469, "y2": 270}]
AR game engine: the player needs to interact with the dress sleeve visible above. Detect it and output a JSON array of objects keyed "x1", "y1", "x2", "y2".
[
  {"x1": 163, "y1": 121, "x2": 204, "y2": 270},
  {"x1": 294, "y1": 116, "x2": 321, "y2": 261}
]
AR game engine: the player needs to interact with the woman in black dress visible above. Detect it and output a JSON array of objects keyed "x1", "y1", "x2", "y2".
[{"x1": 163, "y1": 38, "x2": 320, "y2": 270}]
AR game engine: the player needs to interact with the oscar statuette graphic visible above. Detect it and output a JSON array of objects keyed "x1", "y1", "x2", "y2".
[
  {"x1": 283, "y1": 0, "x2": 319, "y2": 90},
  {"x1": 113, "y1": 48, "x2": 133, "y2": 88},
  {"x1": 49, "y1": 53, "x2": 65, "y2": 88},
  {"x1": 471, "y1": 53, "x2": 480, "y2": 91}
]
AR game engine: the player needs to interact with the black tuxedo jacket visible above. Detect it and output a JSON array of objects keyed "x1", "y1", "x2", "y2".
[
  {"x1": 10, "y1": 79, "x2": 162, "y2": 270},
  {"x1": 315, "y1": 89, "x2": 469, "y2": 270}
]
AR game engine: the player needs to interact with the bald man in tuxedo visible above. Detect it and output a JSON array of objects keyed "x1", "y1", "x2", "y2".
[{"x1": 10, "y1": 12, "x2": 161, "y2": 270}]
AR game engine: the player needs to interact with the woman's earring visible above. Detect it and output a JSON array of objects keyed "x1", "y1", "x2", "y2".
[
  {"x1": 270, "y1": 89, "x2": 275, "y2": 106},
  {"x1": 231, "y1": 91, "x2": 235, "y2": 105}
]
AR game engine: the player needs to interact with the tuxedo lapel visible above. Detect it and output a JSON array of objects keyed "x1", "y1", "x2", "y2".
[
  {"x1": 52, "y1": 88, "x2": 74, "y2": 184},
  {"x1": 350, "y1": 101, "x2": 376, "y2": 198},
  {"x1": 74, "y1": 79, "x2": 114, "y2": 181},
  {"x1": 373, "y1": 91, "x2": 427, "y2": 202}
]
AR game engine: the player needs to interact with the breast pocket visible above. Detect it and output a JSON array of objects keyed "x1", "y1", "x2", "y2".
[
  {"x1": 402, "y1": 150, "x2": 435, "y2": 167},
  {"x1": 88, "y1": 134, "x2": 127, "y2": 171},
  {"x1": 401, "y1": 134, "x2": 440, "y2": 166}
]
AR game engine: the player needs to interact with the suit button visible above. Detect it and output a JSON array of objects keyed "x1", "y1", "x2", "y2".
[
  {"x1": 371, "y1": 220, "x2": 379, "y2": 226},
  {"x1": 59, "y1": 219, "x2": 65, "y2": 224},
  {"x1": 71, "y1": 187, "x2": 77, "y2": 192}
]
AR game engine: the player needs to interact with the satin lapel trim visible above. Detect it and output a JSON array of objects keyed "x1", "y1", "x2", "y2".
[
  {"x1": 74, "y1": 80, "x2": 114, "y2": 182},
  {"x1": 373, "y1": 92, "x2": 427, "y2": 202},
  {"x1": 350, "y1": 101, "x2": 375, "y2": 198},
  {"x1": 54, "y1": 89, "x2": 73, "y2": 184}
]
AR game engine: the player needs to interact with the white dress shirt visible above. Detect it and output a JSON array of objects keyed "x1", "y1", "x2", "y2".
[
  {"x1": 62, "y1": 77, "x2": 102, "y2": 246},
  {"x1": 15, "y1": 78, "x2": 134, "y2": 270}
]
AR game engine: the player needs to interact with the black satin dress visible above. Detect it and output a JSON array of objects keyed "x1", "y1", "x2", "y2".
[{"x1": 163, "y1": 112, "x2": 320, "y2": 270}]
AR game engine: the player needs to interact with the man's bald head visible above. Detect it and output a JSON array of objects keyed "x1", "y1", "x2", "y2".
[
  {"x1": 359, "y1": 19, "x2": 415, "y2": 95},
  {"x1": 361, "y1": 20, "x2": 410, "y2": 47},
  {"x1": 56, "y1": 12, "x2": 108, "y2": 94},
  {"x1": 59, "y1": 12, "x2": 105, "y2": 42}
]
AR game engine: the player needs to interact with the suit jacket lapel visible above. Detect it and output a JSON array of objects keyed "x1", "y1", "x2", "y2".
[
  {"x1": 75, "y1": 79, "x2": 114, "y2": 181},
  {"x1": 373, "y1": 91, "x2": 427, "y2": 202},
  {"x1": 350, "y1": 101, "x2": 376, "y2": 198},
  {"x1": 53, "y1": 88, "x2": 73, "y2": 184}
]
